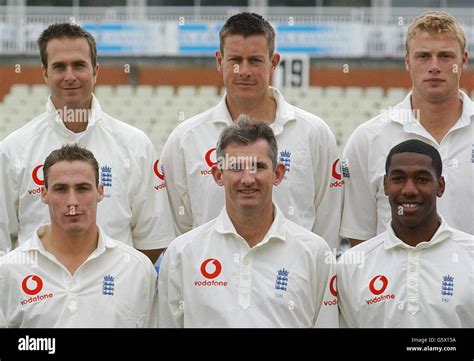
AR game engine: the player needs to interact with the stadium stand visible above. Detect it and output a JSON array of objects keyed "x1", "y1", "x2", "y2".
[{"x1": 0, "y1": 84, "x2": 408, "y2": 154}]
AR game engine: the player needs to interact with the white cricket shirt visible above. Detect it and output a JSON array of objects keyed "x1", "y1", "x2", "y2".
[
  {"x1": 158, "y1": 204, "x2": 339, "y2": 328},
  {"x1": 337, "y1": 218, "x2": 474, "y2": 327},
  {"x1": 341, "y1": 91, "x2": 474, "y2": 240},
  {"x1": 0, "y1": 95, "x2": 175, "y2": 251},
  {"x1": 161, "y1": 87, "x2": 342, "y2": 250},
  {"x1": 0, "y1": 225, "x2": 158, "y2": 328}
]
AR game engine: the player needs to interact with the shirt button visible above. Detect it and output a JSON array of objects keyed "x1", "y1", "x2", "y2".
[
  {"x1": 243, "y1": 275, "x2": 249, "y2": 280},
  {"x1": 409, "y1": 279, "x2": 416, "y2": 286},
  {"x1": 243, "y1": 260, "x2": 249, "y2": 266},
  {"x1": 410, "y1": 265, "x2": 416, "y2": 271},
  {"x1": 68, "y1": 300, "x2": 77, "y2": 313}
]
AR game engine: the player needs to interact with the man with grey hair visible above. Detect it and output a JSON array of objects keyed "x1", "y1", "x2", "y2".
[{"x1": 158, "y1": 118, "x2": 338, "y2": 328}]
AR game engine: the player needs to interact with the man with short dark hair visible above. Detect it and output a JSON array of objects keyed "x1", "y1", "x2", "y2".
[
  {"x1": 0, "y1": 144, "x2": 158, "y2": 328},
  {"x1": 0, "y1": 23, "x2": 175, "y2": 262},
  {"x1": 158, "y1": 118, "x2": 338, "y2": 328},
  {"x1": 337, "y1": 139, "x2": 474, "y2": 328},
  {"x1": 161, "y1": 12, "x2": 342, "y2": 251}
]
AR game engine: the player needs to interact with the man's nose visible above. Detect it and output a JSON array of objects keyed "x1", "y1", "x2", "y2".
[
  {"x1": 238, "y1": 61, "x2": 251, "y2": 78},
  {"x1": 240, "y1": 168, "x2": 255, "y2": 186},
  {"x1": 401, "y1": 178, "x2": 418, "y2": 197},
  {"x1": 428, "y1": 56, "x2": 441, "y2": 74},
  {"x1": 67, "y1": 189, "x2": 79, "y2": 206},
  {"x1": 63, "y1": 66, "x2": 77, "y2": 82}
]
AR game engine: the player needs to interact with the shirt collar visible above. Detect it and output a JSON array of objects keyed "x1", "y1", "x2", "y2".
[
  {"x1": 22, "y1": 224, "x2": 116, "y2": 257},
  {"x1": 384, "y1": 216, "x2": 453, "y2": 251},
  {"x1": 457, "y1": 90, "x2": 474, "y2": 128},
  {"x1": 46, "y1": 93, "x2": 103, "y2": 136},
  {"x1": 214, "y1": 203, "x2": 287, "y2": 246},
  {"x1": 387, "y1": 90, "x2": 473, "y2": 130},
  {"x1": 211, "y1": 87, "x2": 296, "y2": 134}
]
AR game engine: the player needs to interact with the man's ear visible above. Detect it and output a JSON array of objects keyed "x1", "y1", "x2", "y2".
[
  {"x1": 93, "y1": 63, "x2": 99, "y2": 83},
  {"x1": 271, "y1": 52, "x2": 280, "y2": 70},
  {"x1": 97, "y1": 183, "x2": 104, "y2": 203},
  {"x1": 273, "y1": 163, "x2": 286, "y2": 186},
  {"x1": 40, "y1": 186, "x2": 48, "y2": 204},
  {"x1": 437, "y1": 176, "x2": 445, "y2": 197},
  {"x1": 41, "y1": 64, "x2": 48, "y2": 83},
  {"x1": 461, "y1": 50, "x2": 468, "y2": 72},
  {"x1": 211, "y1": 165, "x2": 224, "y2": 186},
  {"x1": 383, "y1": 175, "x2": 389, "y2": 196},
  {"x1": 404, "y1": 53, "x2": 410, "y2": 72},
  {"x1": 215, "y1": 51, "x2": 223, "y2": 72}
]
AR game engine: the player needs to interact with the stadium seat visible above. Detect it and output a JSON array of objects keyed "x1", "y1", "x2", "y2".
[
  {"x1": 386, "y1": 87, "x2": 408, "y2": 102},
  {"x1": 345, "y1": 86, "x2": 364, "y2": 98},
  {"x1": 9, "y1": 84, "x2": 30, "y2": 97},
  {"x1": 177, "y1": 85, "x2": 197, "y2": 97},
  {"x1": 115, "y1": 85, "x2": 135, "y2": 97},
  {"x1": 156, "y1": 86, "x2": 175, "y2": 97},
  {"x1": 365, "y1": 87, "x2": 385, "y2": 98},
  {"x1": 197, "y1": 85, "x2": 219, "y2": 97},
  {"x1": 136, "y1": 85, "x2": 155, "y2": 97},
  {"x1": 94, "y1": 85, "x2": 115, "y2": 99},
  {"x1": 324, "y1": 86, "x2": 344, "y2": 99},
  {"x1": 30, "y1": 84, "x2": 49, "y2": 97}
]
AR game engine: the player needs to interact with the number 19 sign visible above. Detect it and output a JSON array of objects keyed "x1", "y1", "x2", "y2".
[{"x1": 273, "y1": 54, "x2": 309, "y2": 89}]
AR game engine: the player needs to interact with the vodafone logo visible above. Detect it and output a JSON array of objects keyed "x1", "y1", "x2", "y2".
[
  {"x1": 32, "y1": 164, "x2": 45, "y2": 186},
  {"x1": 366, "y1": 275, "x2": 395, "y2": 305},
  {"x1": 153, "y1": 159, "x2": 165, "y2": 181},
  {"x1": 332, "y1": 159, "x2": 341, "y2": 180},
  {"x1": 323, "y1": 275, "x2": 338, "y2": 306},
  {"x1": 201, "y1": 147, "x2": 217, "y2": 176},
  {"x1": 20, "y1": 275, "x2": 53, "y2": 306},
  {"x1": 329, "y1": 275, "x2": 337, "y2": 297},
  {"x1": 205, "y1": 148, "x2": 217, "y2": 168},
  {"x1": 369, "y1": 275, "x2": 388, "y2": 295},
  {"x1": 330, "y1": 159, "x2": 344, "y2": 187},
  {"x1": 200, "y1": 258, "x2": 222, "y2": 279},
  {"x1": 195, "y1": 258, "x2": 227, "y2": 287},
  {"x1": 21, "y1": 275, "x2": 43, "y2": 295}
]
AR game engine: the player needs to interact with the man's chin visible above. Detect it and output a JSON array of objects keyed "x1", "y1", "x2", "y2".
[
  {"x1": 61, "y1": 223, "x2": 87, "y2": 235},
  {"x1": 420, "y1": 87, "x2": 455, "y2": 103},
  {"x1": 236, "y1": 199, "x2": 263, "y2": 211}
]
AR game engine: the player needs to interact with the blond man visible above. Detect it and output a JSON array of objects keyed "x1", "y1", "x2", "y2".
[{"x1": 341, "y1": 11, "x2": 473, "y2": 246}]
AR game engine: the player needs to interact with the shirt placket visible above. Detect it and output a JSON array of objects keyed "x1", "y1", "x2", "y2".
[
  {"x1": 406, "y1": 250, "x2": 420, "y2": 315},
  {"x1": 238, "y1": 247, "x2": 253, "y2": 310},
  {"x1": 59, "y1": 267, "x2": 81, "y2": 315}
]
